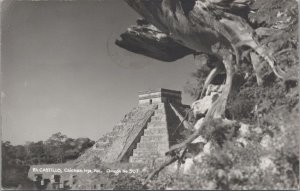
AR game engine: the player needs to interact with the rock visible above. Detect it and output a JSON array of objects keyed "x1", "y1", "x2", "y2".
[
  {"x1": 116, "y1": 21, "x2": 194, "y2": 62},
  {"x1": 192, "y1": 93, "x2": 220, "y2": 117},
  {"x1": 183, "y1": 158, "x2": 194, "y2": 174},
  {"x1": 165, "y1": 187, "x2": 175, "y2": 190},
  {"x1": 228, "y1": 169, "x2": 243, "y2": 180},
  {"x1": 278, "y1": 125, "x2": 285, "y2": 132},
  {"x1": 260, "y1": 134, "x2": 273, "y2": 148},
  {"x1": 217, "y1": 169, "x2": 226, "y2": 178},
  {"x1": 205, "y1": 181, "x2": 217, "y2": 190},
  {"x1": 193, "y1": 152, "x2": 206, "y2": 163},
  {"x1": 259, "y1": 156, "x2": 275, "y2": 170},
  {"x1": 239, "y1": 123, "x2": 251, "y2": 137},
  {"x1": 168, "y1": 163, "x2": 180, "y2": 174},
  {"x1": 203, "y1": 141, "x2": 212, "y2": 155},
  {"x1": 92, "y1": 144, "x2": 97, "y2": 149},
  {"x1": 236, "y1": 137, "x2": 248, "y2": 147},
  {"x1": 142, "y1": 167, "x2": 149, "y2": 173},
  {"x1": 252, "y1": 126, "x2": 263, "y2": 134}
]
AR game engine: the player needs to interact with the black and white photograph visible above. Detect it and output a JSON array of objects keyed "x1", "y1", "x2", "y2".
[{"x1": 1, "y1": 0, "x2": 299, "y2": 190}]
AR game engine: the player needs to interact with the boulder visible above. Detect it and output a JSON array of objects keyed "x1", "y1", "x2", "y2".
[
  {"x1": 116, "y1": 20, "x2": 194, "y2": 62},
  {"x1": 141, "y1": 167, "x2": 149, "y2": 173},
  {"x1": 183, "y1": 158, "x2": 194, "y2": 174},
  {"x1": 205, "y1": 181, "x2": 217, "y2": 190},
  {"x1": 236, "y1": 137, "x2": 248, "y2": 147},
  {"x1": 168, "y1": 163, "x2": 180, "y2": 174},
  {"x1": 252, "y1": 126, "x2": 263, "y2": 135},
  {"x1": 203, "y1": 141, "x2": 213, "y2": 155},
  {"x1": 260, "y1": 134, "x2": 273, "y2": 148},
  {"x1": 193, "y1": 152, "x2": 205, "y2": 163},
  {"x1": 239, "y1": 123, "x2": 251, "y2": 137},
  {"x1": 228, "y1": 169, "x2": 243, "y2": 181},
  {"x1": 259, "y1": 156, "x2": 275, "y2": 170},
  {"x1": 217, "y1": 169, "x2": 226, "y2": 179},
  {"x1": 165, "y1": 187, "x2": 175, "y2": 190}
]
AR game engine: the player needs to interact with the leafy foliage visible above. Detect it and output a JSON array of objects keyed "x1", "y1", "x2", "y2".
[{"x1": 1, "y1": 132, "x2": 95, "y2": 188}]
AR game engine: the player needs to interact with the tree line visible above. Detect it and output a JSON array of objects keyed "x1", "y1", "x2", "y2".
[{"x1": 2, "y1": 132, "x2": 95, "y2": 166}]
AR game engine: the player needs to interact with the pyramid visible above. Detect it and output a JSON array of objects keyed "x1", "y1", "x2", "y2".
[{"x1": 87, "y1": 88, "x2": 190, "y2": 164}]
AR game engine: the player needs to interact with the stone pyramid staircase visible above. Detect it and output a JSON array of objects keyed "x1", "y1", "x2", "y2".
[
  {"x1": 129, "y1": 103, "x2": 170, "y2": 164},
  {"x1": 76, "y1": 89, "x2": 190, "y2": 164}
]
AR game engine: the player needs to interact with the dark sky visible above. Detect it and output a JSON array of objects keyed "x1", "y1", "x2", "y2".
[{"x1": 1, "y1": 0, "x2": 196, "y2": 145}]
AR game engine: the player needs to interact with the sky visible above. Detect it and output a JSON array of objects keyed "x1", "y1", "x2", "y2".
[{"x1": 1, "y1": 0, "x2": 196, "y2": 145}]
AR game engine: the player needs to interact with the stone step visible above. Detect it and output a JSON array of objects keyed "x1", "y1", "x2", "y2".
[
  {"x1": 148, "y1": 119, "x2": 167, "y2": 124},
  {"x1": 144, "y1": 127, "x2": 168, "y2": 133},
  {"x1": 137, "y1": 139, "x2": 169, "y2": 146},
  {"x1": 136, "y1": 144, "x2": 169, "y2": 151},
  {"x1": 143, "y1": 128, "x2": 168, "y2": 136},
  {"x1": 132, "y1": 155, "x2": 166, "y2": 160},
  {"x1": 136, "y1": 142, "x2": 169, "y2": 151},
  {"x1": 147, "y1": 121, "x2": 167, "y2": 127},
  {"x1": 129, "y1": 156, "x2": 165, "y2": 163},
  {"x1": 129, "y1": 158, "x2": 144, "y2": 163},
  {"x1": 138, "y1": 141, "x2": 169, "y2": 147},
  {"x1": 154, "y1": 109, "x2": 166, "y2": 114},
  {"x1": 129, "y1": 157, "x2": 153, "y2": 163},
  {"x1": 134, "y1": 147, "x2": 168, "y2": 153},
  {"x1": 143, "y1": 131, "x2": 168, "y2": 136},
  {"x1": 156, "y1": 104, "x2": 165, "y2": 109},
  {"x1": 155, "y1": 106, "x2": 165, "y2": 110},
  {"x1": 150, "y1": 116, "x2": 166, "y2": 122},
  {"x1": 140, "y1": 135, "x2": 169, "y2": 142},
  {"x1": 132, "y1": 152, "x2": 161, "y2": 158},
  {"x1": 146, "y1": 125, "x2": 167, "y2": 130},
  {"x1": 146, "y1": 124, "x2": 168, "y2": 129},
  {"x1": 148, "y1": 119, "x2": 167, "y2": 126},
  {"x1": 132, "y1": 150, "x2": 167, "y2": 158},
  {"x1": 132, "y1": 152, "x2": 163, "y2": 158},
  {"x1": 141, "y1": 134, "x2": 169, "y2": 139},
  {"x1": 157, "y1": 103, "x2": 165, "y2": 109}
]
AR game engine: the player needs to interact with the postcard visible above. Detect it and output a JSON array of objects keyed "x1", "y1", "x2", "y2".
[{"x1": 1, "y1": 0, "x2": 299, "y2": 190}]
